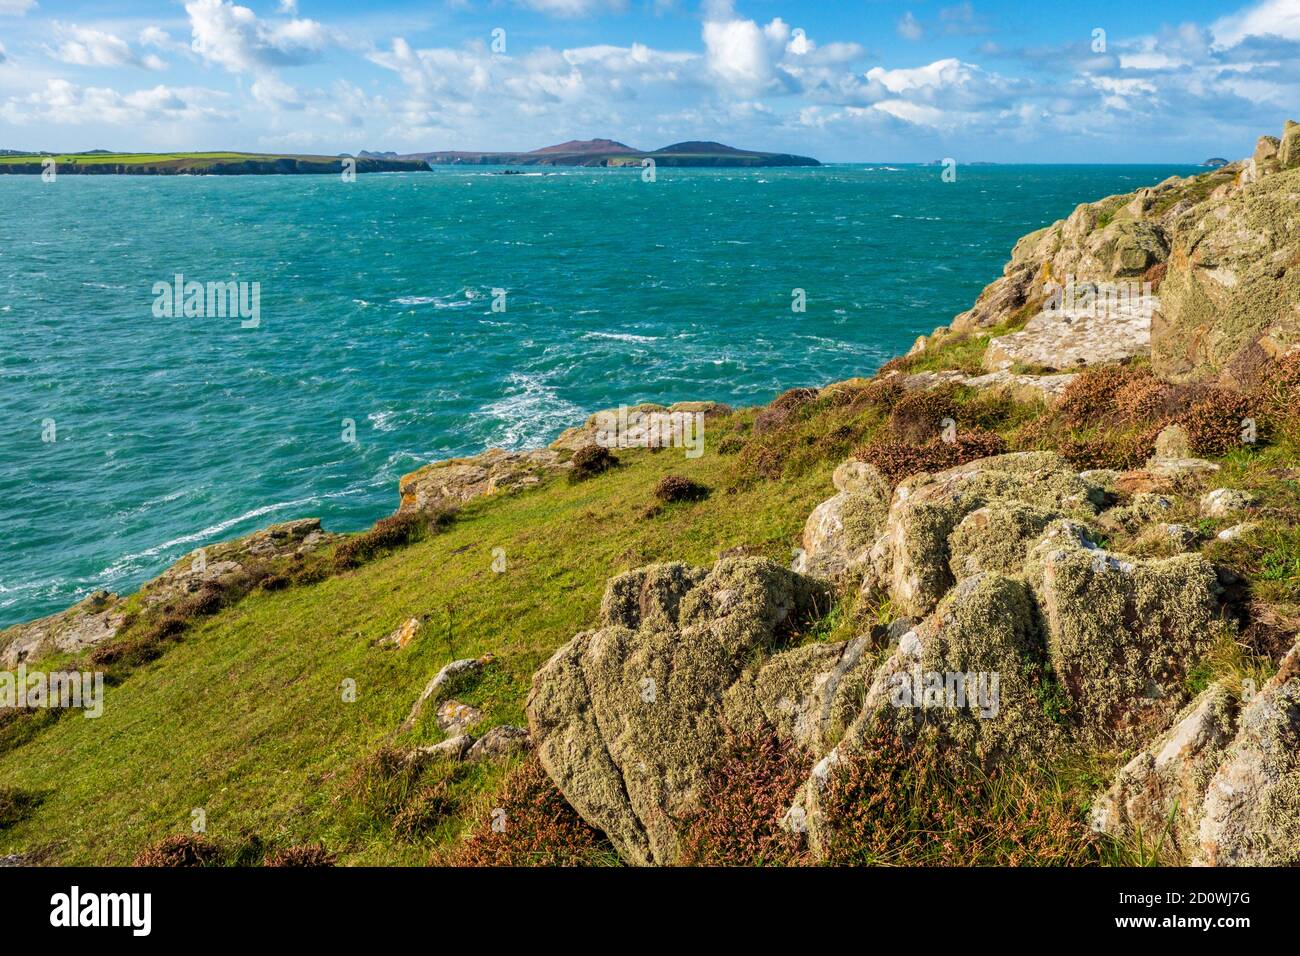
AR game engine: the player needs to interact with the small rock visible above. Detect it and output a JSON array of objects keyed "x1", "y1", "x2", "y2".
[
  {"x1": 1158, "y1": 523, "x2": 1199, "y2": 549},
  {"x1": 413, "y1": 735, "x2": 475, "y2": 761},
  {"x1": 436, "y1": 700, "x2": 483, "y2": 736},
  {"x1": 399, "y1": 657, "x2": 485, "y2": 732},
  {"x1": 1200, "y1": 488, "x2": 1258, "y2": 518},
  {"x1": 1217, "y1": 522, "x2": 1258, "y2": 542},
  {"x1": 377, "y1": 617, "x2": 421, "y2": 649},
  {"x1": 466, "y1": 725, "x2": 531, "y2": 761},
  {"x1": 1153, "y1": 425, "x2": 1191, "y2": 460},
  {"x1": 1147, "y1": 457, "x2": 1221, "y2": 478}
]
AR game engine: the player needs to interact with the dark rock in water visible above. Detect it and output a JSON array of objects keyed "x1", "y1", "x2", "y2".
[{"x1": 1202, "y1": 157, "x2": 1229, "y2": 167}]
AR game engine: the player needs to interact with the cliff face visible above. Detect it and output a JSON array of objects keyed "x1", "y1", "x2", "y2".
[{"x1": 944, "y1": 120, "x2": 1300, "y2": 390}]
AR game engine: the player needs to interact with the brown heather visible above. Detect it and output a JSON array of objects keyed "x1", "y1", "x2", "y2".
[
  {"x1": 452, "y1": 757, "x2": 612, "y2": 867},
  {"x1": 675, "y1": 732, "x2": 811, "y2": 866},
  {"x1": 131, "y1": 833, "x2": 222, "y2": 867},
  {"x1": 818, "y1": 729, "x2": 1102, "y2": 867},
  {"x1": 263, "y1": 842, "x2": 337, "y2": 867},
  {"x1": 855, "y1": 430, "x2": 1008, "y2": 482},
  {"x1": 569, "y1": 443, "x2": 617, "y2": 481},
  {"x1": 653, "y1": 475, "x2": 709, "y2": 503},
  {"x1": 887, "y1": 388, "x2": 959, "y2": 444}
]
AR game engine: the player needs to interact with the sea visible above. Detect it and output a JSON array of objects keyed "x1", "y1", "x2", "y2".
[{"x1": 0, "y1": 162, "x2": 1205, "y2": 626}]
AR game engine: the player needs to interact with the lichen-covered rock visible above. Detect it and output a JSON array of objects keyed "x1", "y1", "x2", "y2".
[
  {"x1": 935, "y1": 121, "x2": 1300, "y2": 387},
  {"x1": 792, "y1": 573, "x2": 1062, "y2": 855},
  {"x1": 796, "y1": 461, "x2": 891, "y2": 583},
  {"x1": 1200, "y1": 488, "x2": 1259, "y2": 518},
  {"x1": 549, "y1": 401, "x2": 731, "y2": 452},
  {"x1": 1195, "y1": 653, "x2": 1300, "y2": 866},
  {"x1": 1280, "y1": 120, "x2": 1300, "y2": 170},
  {"x1": 984, "y1": 296, "x2": 1152, "y2": 371},
  {"x1": 871, "y1": 452, "x2": 1103, "y2": 617},
  {"x1": 527, "y1": 557, "x2": 830, "y2": 866},
  {"x1": 398, "y1": 448, "x2": 564, "y2": 515},
  {"x1": 400, "y1": 657, "x2": 486, "y2": 732},
  {"x1": 1091, "y1": 685, "x2": 1239, "y2": 858},
  {"x1": 0, "y1": 590, "x2": 125, "y2": 668},
  {"x1": 1038, "y1": 547, "x2": 1220, "y2": 743},
  {"x1": 466, "y1": 725, "x2": 532, "y2": 761}
]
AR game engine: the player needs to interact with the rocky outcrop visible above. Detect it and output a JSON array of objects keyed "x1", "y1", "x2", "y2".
[
  {"x1": 0, "y1": 591, "x2": 126, "y2": 668},
  {"x1": 549, "y1": 401, "x2": 731, "y2": 452},
  {"x1": 934, "y1": 120, "x2": 1300, "y2": 389},
  {"x1": 984, "y1": 296, "x2": 1152, "y2": 370},
  {"x1": 527, "y1": 558, "x2": 832, "y2": 865},
  {"x1": 532, "y1": 451, "x2": 1228, "y2": 865},
  {"x1": 794, "y1": 461, "x2": 891, "y2": 582},
  {"x1": 0, "y1": 518, "x2": 337, "y2": 667},
  {"x1": 398, "y1": 448, "x2": 567, "y2": 515},
  {"x1": 1094, "y1": 643, "x2": 1300, "y2": 866}
]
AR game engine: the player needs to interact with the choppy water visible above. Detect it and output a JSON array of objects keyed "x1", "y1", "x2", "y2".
[{"x1": 0, "y1": 163, "x2": 1203, "y2": 626}]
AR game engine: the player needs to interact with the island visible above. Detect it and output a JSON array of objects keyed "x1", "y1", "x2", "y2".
[
  {"x1": 394, "y1": 138, "x2": 820, "y2": 168},
  {"x1": 0, "y1": 151, "x2": 428, "y2": 175}
]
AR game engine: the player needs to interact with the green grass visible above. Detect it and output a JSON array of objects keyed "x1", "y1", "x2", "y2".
[
  {"x1": 4, "y1": 345, "x2": 1298, "y2": 866},
  {"x1": 0, "y1": 412, "x2": 833, "y2": 865}
]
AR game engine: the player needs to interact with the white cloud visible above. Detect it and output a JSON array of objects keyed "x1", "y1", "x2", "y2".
[
  {"x1": 865, "y1": 58, "x2": 973, "y2": 94},
  {"x1": 0, "y1": 40, "x2": 6, "y2": 64},
  {"x1": 1213, "y1": 0, "x2": 1300, "y2": 47},
  {"x1": 48, "y1": 24, "x2": 167, "y2": 71},
  {"x1": 0, "y1": 0, "x2": 36, "y2": 15},
  {"x1": 516, "y1": 0, "x2": 627, "y2": 15},
  {"x1": 186, "y1": 0, "x2": 333, "y2": 73},
  {"x1": 897, "y1": 12, "x2": 923, "y2": 41},
  {"x1": 0, "y1": 78, "x2": 231, "y2": 125}
]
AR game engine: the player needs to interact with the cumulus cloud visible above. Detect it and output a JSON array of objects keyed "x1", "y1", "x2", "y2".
[
  {"x1": 0, "y1": 77, "x2": 231, "y2": 125},
  {"x1": 1213, "y1": 0, "x2": 1300, "y2": 47},
  {"x1": 186, "y1": 0, "x2": 333, "y2": 73},
  {"x1": 48, "y1": 24, "x2": 167, "y2": 71}
]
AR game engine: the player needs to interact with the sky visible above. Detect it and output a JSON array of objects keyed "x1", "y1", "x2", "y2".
[{"x1": 0, "y1": 0, "x2": 1297, "y2": 162}]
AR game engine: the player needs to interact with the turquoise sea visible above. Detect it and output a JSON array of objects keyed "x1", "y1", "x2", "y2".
[{"x1": 0, "y1": 163, "x2": 1203, "y2": 626}]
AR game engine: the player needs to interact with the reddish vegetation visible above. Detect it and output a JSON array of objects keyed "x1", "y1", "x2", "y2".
[
  {"x1": 131, "y1": 833, "x2": 221, "y2": 867},
  {"x1": 817, "y1": 730, "x2": 1101, "y2": 866},
  {"x1": 263, "y1": 842, "x2": 337, "y2": 867},
  {"x1": 335, "y1": 509, "x2": 446, "y2": 569},
  {"x1": 888, "y1": 388, "x2": 959, "y2": 444},
  {"x1": 754, "y1": 387, "x2": 819, "y2": 434},
  {"x1": 1018, "y1": 363, "x2": 1265, "y2": 468},
  {"x1": 855, "y1": 430, "x2": 1008, "y2": 482},
  {"x1": 676, "y1": 732, "x2": 812, "y2": 866},
  {"x1": 569, "y1": 443, "x2": 617, "y2": 480},
  {"x1": 452, "y1": 757, "x2": 611, "y2": 867},
  {"x1": 653, "y1": 475, "x2": 709, "y2": 503}
]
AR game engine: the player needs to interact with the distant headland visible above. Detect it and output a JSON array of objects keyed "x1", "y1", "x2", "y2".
[
  {"x1": 380, "y1": 138, "x2": 822, "y2": 168},
  {"x1": 0, "y1": 139, "x2": 819, "y2": 174},
  {"x1": 0, "y1": 150, "x2": 425, "y2": 175}
]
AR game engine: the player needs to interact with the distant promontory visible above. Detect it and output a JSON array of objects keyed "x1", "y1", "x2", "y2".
[{"x1": 385, "y1": 138, "x2": 821, "y2": 168}]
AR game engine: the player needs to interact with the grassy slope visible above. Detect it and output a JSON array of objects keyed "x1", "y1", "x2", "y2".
[{"x1": 0, "y1": 414, "x2": 833, "y2": 865}]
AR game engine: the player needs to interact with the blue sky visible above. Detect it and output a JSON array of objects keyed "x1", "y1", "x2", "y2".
[{"x1": 0, "y1": 0, "x2": 1296, "y2": 161}]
